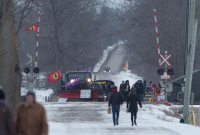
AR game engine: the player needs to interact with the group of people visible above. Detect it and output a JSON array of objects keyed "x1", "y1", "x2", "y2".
[
  {"x1": 108, "y1": 86, "x2": 142, "y2": 126},
  {"x1": 120, "y1": 80, "x2": 146, "y2": 101},
  {"x1": 0, "y1": 85, "x2": 48, "y2": 135}
]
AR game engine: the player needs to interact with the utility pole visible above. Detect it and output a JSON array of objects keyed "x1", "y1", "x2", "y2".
[
  {"x1": 184, "y1": 0, "x2": 190, "y2": 75},
  {"x1": 183, "y1": 0, "x2": 197, "y2": 123},
  {"x1": 165, "y1": 51, "x2": 168, "y2": 102}
]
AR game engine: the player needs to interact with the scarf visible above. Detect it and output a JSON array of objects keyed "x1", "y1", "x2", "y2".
[
  {"x1": 125, "y1": 85, "x2": 129, "y2": 91},
  {"x1": 113, "y1": 89, "x2": 117, "y2": 92}
]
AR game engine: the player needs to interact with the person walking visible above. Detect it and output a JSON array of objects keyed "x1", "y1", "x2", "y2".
[
  {"x1": 108, "y1": 86, "x2": 123, "y2": 126},
  {"x1": 127, "y1": 90, "x2": 142, "y2": 126},
  {"x1": 135, "y1": 80, "x2": 142, "y2": 100},
  {"x1": 0, "y1": 85, "x2": 15, "y2": 135},
  {"x1": 106, "y1": 83, "x2": 112, "y2": 101},
  {"x1": 14, "y1": 91, "x2": 48, "y2": 135},
  {"x1": 140, "y1": 80, "x2": 145, "y2": 102},
  {"x1": 119, "y1": 81, "x2": 126, "y2": 98},
  {"x1": 124, "y1": 81, "x2": 130, "y2": 101}
]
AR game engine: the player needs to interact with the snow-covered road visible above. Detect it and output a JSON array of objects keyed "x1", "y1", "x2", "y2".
[
  {"x1": 44, "y1": 102, "x2": 200, "y2": 135},
  {"x1": 98, "y1": 42, "x2": 126, "y2": 73},
  {"x1": 104, "y1": 44, "x2": 126, "y2": 73}
]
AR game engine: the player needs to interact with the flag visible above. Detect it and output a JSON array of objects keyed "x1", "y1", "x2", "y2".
[
  {"x1": 123, "y1": 63, "x2": 126, "y2": 69},
  {"x1": 47, "y1": 69, "x2": 61, "y2": 83},
  {"x1": 24, "y1": 23, "x2": 39, "y2": 33},
  {"x1": 65, "y1": 77, "x2": 80, "y2": 88},
  {"x1": 82, "y1": 67, "x2": 91, "y2": 72}
]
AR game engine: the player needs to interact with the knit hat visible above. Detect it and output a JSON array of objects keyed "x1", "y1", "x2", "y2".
[
  {"x1": 26, "y1": 90, "x2": 35, "y2": 98},
  {"x1": 0, "y1": 85, "x2": 5, "y2": 100}
]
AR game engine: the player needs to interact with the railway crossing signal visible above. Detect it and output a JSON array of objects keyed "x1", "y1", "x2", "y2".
[
  {"x1": 157, "y1": 68, "x2": 165, "y2": 75},
  {"x1": 33, "y1": 67, "x2": 40, "y2": 74},
  {"x1": 159, "y1": 54, "x2": 172, "y2": 67},
  {"x1": 24, "y1": 67, "x2": 30, "y2": 74},
  {"x1": 25, "y1": 53, "x2": 39, "y2": 90},
  {"x1": 167, "y1": 69, "x2": 175, "y2": 75},
  {"x1": 157, "y1": 68, "x2": 175, "y2": 76}
]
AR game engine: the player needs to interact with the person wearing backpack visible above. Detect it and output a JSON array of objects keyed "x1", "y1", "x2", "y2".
[{"x1": 108, "y1": 86, "x2": 124, "y2": 126}]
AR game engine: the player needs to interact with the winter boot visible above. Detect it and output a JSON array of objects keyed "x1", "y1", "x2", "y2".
[
  {"x1": 116, "y1": 119, "x2": 119, "y2": 125},
  {"x1": 132, "y1": 122, "x2": 134, "y2": 126},
  {"x1": 134, "y1": 120, "x2": 137, "y2": 126}
]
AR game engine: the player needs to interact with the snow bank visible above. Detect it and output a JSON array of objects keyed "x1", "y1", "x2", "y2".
[
  {"x1": 143, "y1": 104, "x2": 180, "y2": 123},
  {"x1": 93, "y1": 44, "x2": 117, "y2": 72},
  {"x1": 21, "y1": 87, "x2": 53, "y2": 102},
  {"x1": 21, "y1": 72, "x2": 53, "y2": 102}
]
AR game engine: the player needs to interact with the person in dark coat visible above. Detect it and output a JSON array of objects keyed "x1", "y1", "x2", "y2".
[
  {"x1": 106, "y1": 83, "x2": 112, "y2": 101},
  {"x1": 140, "y1": 80, "x2": 145, "y2": 102},
  {"x1": 124, "y1": 81, "x2": 130, "y2": 101},
  {"x1": 108, "y1": 86, "x2": 124, "y2": 126},
  {"x1": 127, "y1": 90, "x2": 142, "y2": 126},
  {"x1": 134, "y1": 80, "x2": 142, "y2": 100},
  {"x1": 0, "y1": 85, "x2": 15, "y2": 135},
  {"x1": 119, "y1": 81, "x2": 126, "y2": 98}
]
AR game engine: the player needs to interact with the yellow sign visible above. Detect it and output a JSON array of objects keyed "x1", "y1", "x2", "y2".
[{"x1": 96, "y1": 81, "x2": 106, "y2": 84}]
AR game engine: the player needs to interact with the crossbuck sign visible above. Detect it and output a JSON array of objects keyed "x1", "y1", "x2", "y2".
[{"x1": 159, "y1": 54, "x2": 171, "y2": 67}]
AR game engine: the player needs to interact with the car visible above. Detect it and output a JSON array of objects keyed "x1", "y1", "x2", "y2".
[
  {"x1": 93, "y1": 80, "x2": 115, "y2": 91},
  {"x1": 104, "y1": 67, "x2": 111, "y2": 72}
]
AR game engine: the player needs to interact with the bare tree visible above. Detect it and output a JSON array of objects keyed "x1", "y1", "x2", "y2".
[{"x1": 0, "y1": 0, "x2": 22, "y2": 110}]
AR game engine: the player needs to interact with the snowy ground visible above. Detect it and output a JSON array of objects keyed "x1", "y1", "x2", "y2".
[{"x1": 44, "y1": 102, "x2": 200, "y2": 135}]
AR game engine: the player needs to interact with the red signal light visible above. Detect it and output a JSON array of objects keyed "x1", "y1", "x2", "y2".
[
  {"x1": 33, "y1": 67, "x2": 40, "y2": 74},
  {"x1": 157, "y1": 68, "x2": 165, "y2": 75},
  {"x1": 24, "y1": 67, "x2": 30, "y2": 74},
  {"x1": 167, "y1": 69, "x2": 175, "y2": 75}
]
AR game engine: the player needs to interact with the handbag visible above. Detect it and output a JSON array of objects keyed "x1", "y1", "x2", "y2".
[
  {"x1": 126, "y1": 108, "x2": 129, "y2": 113},
  {"x1": 108, "y1": 108, "x2": 112, "y2": 114}
]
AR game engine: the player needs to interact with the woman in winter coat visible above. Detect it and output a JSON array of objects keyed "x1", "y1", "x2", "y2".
[
  {"x1": 127, "y1": 90, "x2": 142, "y2": 126},
  {"x1": 124, "y1": 81, "x2": 130, "y2": 101}
]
